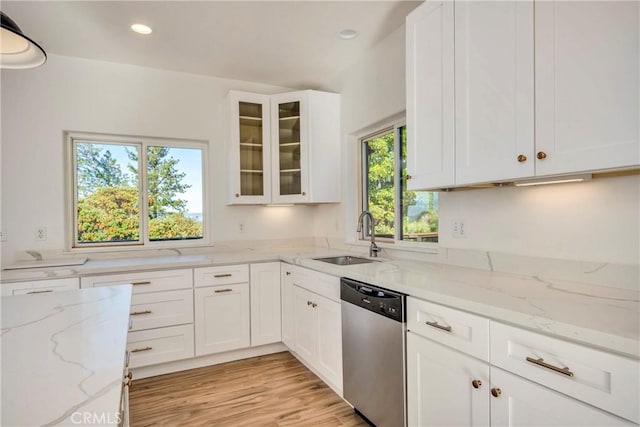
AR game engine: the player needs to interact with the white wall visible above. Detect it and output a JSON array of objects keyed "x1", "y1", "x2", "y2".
[
  {"x1": 317, "y1": 25, "x2": 640, "y2": 265},
  {"x1": 315, "y1": 26, "x2": 408, "y2": 242},
  {"x1": 0, "y1": 54, "x2": 315, "y2": 264}
]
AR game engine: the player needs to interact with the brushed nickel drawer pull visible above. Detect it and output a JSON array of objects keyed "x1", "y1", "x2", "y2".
[
  {"x1": 131, "y1": 281, "x2": 152, "y2": 286},
  {"x1": 215, "y1": 288, "x2": 233, "y2": 293},
  {"x1": 131, "y1": 346, "x2": 152, "y2": 353},
  {"x1": 214, "y1": 273, "x2": 232, "y2": 278},
  {"x1": 425, "y1": 320, "x2": 452, "y2": 333},
  {"x1": 130, "y1": 310, "x2": 152, "y2": 316},
  {"x1": 526, "y1": 357, "x2": 574, "y2": 377},
  {"x1": 26, "y1": 289, "x2": 53, "y2": 294}
]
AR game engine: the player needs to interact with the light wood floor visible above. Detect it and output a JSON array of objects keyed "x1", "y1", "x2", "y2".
[{"x1": 129, "y1": 351, "x2": 368, "y2": 426}]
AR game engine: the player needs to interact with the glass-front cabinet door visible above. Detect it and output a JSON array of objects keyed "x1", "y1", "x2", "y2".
[
  {"x1": 228, "y1": 91, "x2": 271, "y2": 204},
  {"x1": 271, "y1": 92, "x2": 309, "y2": 203}
]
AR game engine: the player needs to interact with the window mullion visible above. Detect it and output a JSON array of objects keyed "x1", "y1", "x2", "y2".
[
  {"x1": 394, "y1": 124, "x2": 402, "y2": 243},
  {"x1": 139, "y1": 142, "x2": 148, "y2": 245}
]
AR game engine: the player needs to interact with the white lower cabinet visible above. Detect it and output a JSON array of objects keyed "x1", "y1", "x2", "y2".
[
  {"x1": 250, "y1": 262, "x2": 281, "y2": 347},
  {"x1": 315, "y1": 294, "x2": 342, "y2": 386},
  {"x1": 82, "y1": 269, "x2": 195, "y2": 368},
  {"x1": 292, "y1": 284, "x2": 342, "y2": 390},
  {"x1": 280, "y1": 264, "x2": 295, "y2": 348},
  {"x1": 293, "y1": 285, "x2": 318, "y2": 361},
  {"x1": 407, "y1": 296, "x2": 638, "y2": 426},
  {"x1": 407, "y1": 332, "x2": 490, "y2": 427},
  {"x1": 490, "y1": 367, "x2": 633, "y2": 427},
  {"x1": 1, "y1": 277, "x2": 79, "y2": 296},
  {"x1": 127, "y1": 324, "x2": 194, "y2": 368},
  {"x1": 194, "y1": 283, "x2": 250, "y2": 356},
  {"x1": 129, "y1": 289, "x2": 193, "y2": 332},
  {"x1": 281, "y1": 263, "x2": 342, "y2": 393}
]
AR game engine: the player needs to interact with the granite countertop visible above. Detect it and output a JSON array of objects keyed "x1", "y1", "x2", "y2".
[
  {"x1": 1, "y1": 247, "x2": 638, "y2": 359},
  {"x1": 1, "y1": 285, "x2": 132, "y2": 426}
]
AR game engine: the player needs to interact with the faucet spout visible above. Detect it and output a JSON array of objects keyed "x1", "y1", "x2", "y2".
[{"x1": 357, "y1": 210, "x2": 380, "y2": 258}]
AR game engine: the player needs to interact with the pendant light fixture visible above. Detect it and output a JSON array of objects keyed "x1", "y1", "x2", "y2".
[{"x1": 0, "y1": 12, "x2": 46, "y2": 69}]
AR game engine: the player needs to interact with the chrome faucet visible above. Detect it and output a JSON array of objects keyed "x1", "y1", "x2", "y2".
[{"x1": 356, "y1": 210, "x2": 380, "y2": 258}]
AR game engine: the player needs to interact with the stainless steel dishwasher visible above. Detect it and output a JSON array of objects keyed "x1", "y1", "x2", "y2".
[{"x1": 341, "y1": 277, "x2": 406, "y2": 427}]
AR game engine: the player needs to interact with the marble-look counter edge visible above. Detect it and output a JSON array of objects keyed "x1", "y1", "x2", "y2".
[{"x1": 2, "y1": 249, "x2": 638, "y2": 360}]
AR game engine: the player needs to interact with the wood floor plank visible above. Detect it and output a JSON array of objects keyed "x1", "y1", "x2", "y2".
[{"x1": 129, "y1": 351, "x2": 368, "y2": 426}]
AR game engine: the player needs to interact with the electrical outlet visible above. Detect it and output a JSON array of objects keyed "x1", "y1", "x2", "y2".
[
  {"x1": 0, "y1": 230, "x2": 6, "y2": 242},
  {"x1": 239, "y1": 223, "x2": 244, "y2": 233},
  {"x1": 36, "y1": 227, "x2": 47, "y2": 241},
  {"x1": 452, "y1": 220, "x2": 466, "y2": 238}
]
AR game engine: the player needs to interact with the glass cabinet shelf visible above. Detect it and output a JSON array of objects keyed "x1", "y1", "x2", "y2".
[{"x1": 235, "y1": 99, "x2": 267, "y2": 198}]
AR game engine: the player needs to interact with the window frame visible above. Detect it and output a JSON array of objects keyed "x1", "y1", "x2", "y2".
[
  {"x1": 65, "y1": 131, "x2": 210, "y2": 251},
  {"x1": 358, "y1": 117, "x2": 438, "y2": 252}
]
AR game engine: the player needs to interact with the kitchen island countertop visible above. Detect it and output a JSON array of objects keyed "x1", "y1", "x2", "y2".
[{"x1": 1, "y1": 285, "x2": 132, "y2": 426}]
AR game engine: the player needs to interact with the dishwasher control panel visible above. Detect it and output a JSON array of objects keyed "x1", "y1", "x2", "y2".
[{"x1": 340, "y1": 277, "x2": 405, "y2": 322}]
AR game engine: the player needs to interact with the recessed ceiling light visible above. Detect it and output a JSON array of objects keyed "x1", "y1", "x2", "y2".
[
  {"x1": 338, "y1": 29, "x2": 358, "y2": 40},
  {"x1": 131, "y1": 23, "x2": 152, "y2": 35}
]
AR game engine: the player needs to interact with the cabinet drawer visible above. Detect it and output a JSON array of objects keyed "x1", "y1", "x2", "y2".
[
  {"x1": 491, "y1": 321, "x2": 639, "y2": 423},
  {"x1": 407, "y1": 297, "x2": 489, "y2": 361},
  {"x1": 81, "y1": 269, "x2": 192, "y2": 294},
  {"x1": 129, "y1": 289, "x2": 194, "y2": 332},
  {"x1": 284, "y1": 263, "x2": 340, "y2": 302},
  {"x1": 194, "y1": 264, "x2": 249, "y2": 287},
  {"x1": 127, "y1": 324, "x2": 194, "y2": 368},
  {"x1": 1, "y1": 277, "x2": 79, "y2": 296}
]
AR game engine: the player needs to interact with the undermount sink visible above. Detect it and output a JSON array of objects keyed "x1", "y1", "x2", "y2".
[{"x1": 313, "y1": 255, "x2": 377, "y2": 266}]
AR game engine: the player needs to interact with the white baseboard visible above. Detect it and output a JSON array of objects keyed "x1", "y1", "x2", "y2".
[{"x1": 131, "y1": 342, "x2": 287, "y2": 379}]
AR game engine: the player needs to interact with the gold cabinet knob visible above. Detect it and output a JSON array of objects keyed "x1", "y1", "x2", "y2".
[
  {"x1": 302, "y1": 191, "x2": 306, "y2": 196},
  {"x1": 491, "y1": 388, "x2": 502, "y2": 398},
  {"x1": 235, "y1": 193, "x2": 240, "y2": 198},
  {"x1": 472, "y1": 380, "x2": 482, "y2": 389},
  {"x1": 537, "y1": 151, "x2": 547, "y2": 160},
  {"x1": 517, "y1": 154, "x2": 527, "y2": 163}
]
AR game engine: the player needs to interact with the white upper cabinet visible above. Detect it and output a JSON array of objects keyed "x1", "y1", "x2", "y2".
[
  {"x1": 455, "y1": 1, "x2": 535, "y2": 185},
  {"x1": 534, "y1": 1, "x2": 640, "y2": 176},
  {"x1": 227, "y1": 91, "x2": 272, "y2": 205},
  {"x1": 406, "y1": 1, "x2": 455, "y2": 189},
  {"x1": 271, "y1": 90, "x2": 340, "y2": 204},
  {"x1": 406, "y1": 0, "x2": 639, "y2": 189},
  {"x1": 228, "y1": 89, "x2": 340, "y2": 204}
]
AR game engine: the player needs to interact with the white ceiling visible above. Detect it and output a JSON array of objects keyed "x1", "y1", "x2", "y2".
[{"x1": 2, "y1": 1, "x2": 421, "y2": 89}]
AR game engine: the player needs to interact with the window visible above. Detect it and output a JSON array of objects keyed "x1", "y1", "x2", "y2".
[
  {"x1": 69, "y1": 133, "x2": 206, "y2": 248},
  {"x1": 361, "y1": 122, "x2": 438, "y2": 244}
]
